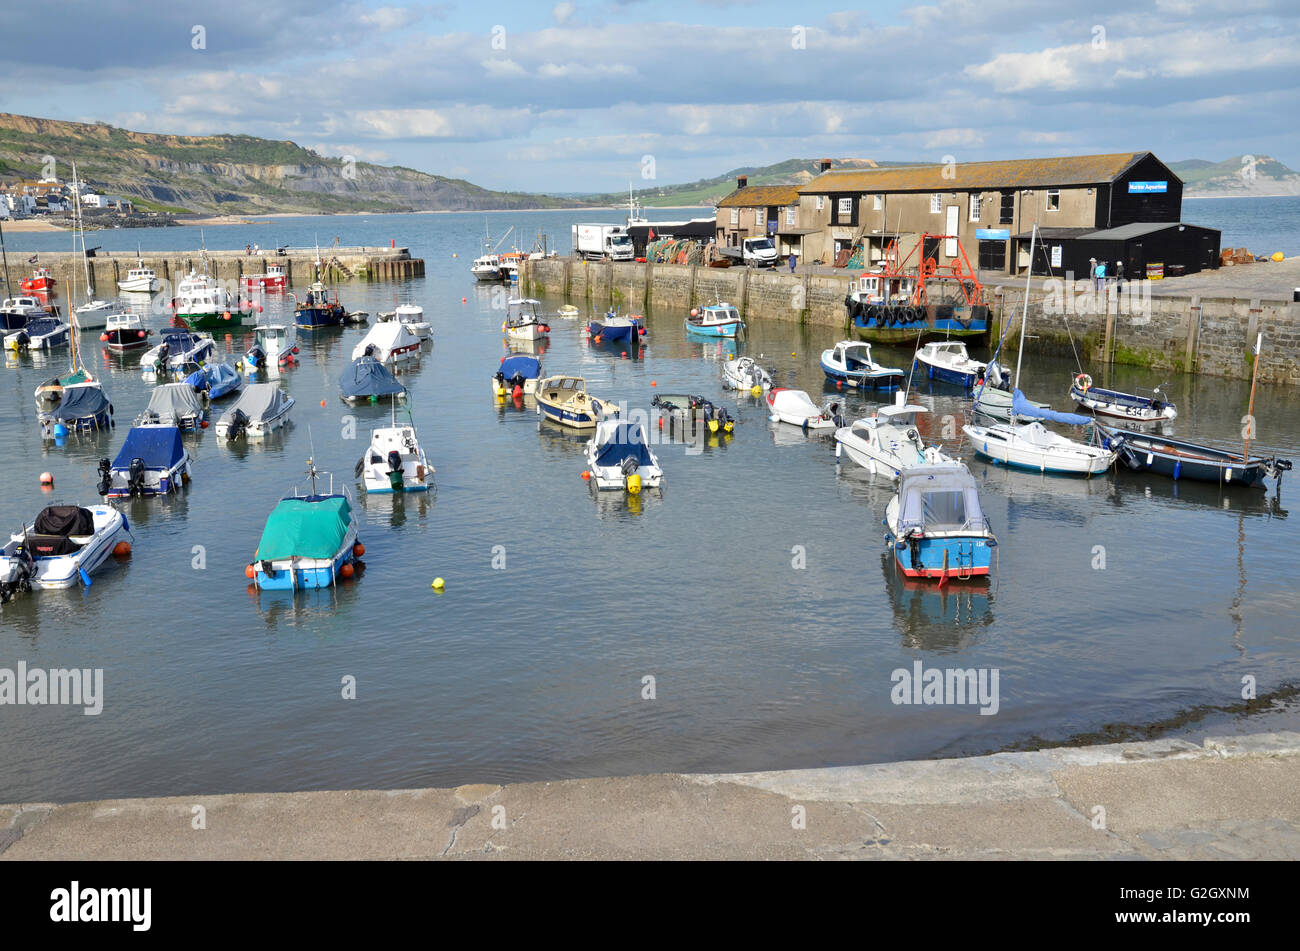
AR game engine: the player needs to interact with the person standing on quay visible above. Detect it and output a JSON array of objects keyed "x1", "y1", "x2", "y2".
[{"x1": 789, "y1": 252, "x2": 797, "y2": 273}]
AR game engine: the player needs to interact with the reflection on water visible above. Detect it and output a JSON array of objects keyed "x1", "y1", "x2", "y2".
[{"x1": 880, "y1": 552, "x2": 994, "y2": 653}]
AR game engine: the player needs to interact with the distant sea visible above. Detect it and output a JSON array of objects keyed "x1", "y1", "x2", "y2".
[{"x1": 1183, "y1": 194, "x2": 1300, "y2": 256}]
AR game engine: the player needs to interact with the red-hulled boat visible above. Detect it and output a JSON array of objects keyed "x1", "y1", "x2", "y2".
[
  {"x1": 241, "y1": 263, "x2": 287, "y2": 292},
  {"x1": 21, "y1": 267, "x2": 56, "y2": 293}
]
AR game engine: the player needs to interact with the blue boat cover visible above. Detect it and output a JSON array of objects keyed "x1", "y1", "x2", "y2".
[
  {"x1": 339, "y1": 355, "x2": 406, "y2": 398},
  {"x1": 1012, "y1": 388, "x2": 1093, "y2": 425},
  {"x1": 49, "y1": 385, "x2": 112, "y2": 421},
  {"x1": 112, "y1": 426, "x2": 185, "y2": 469},
  {"x1": 185, "y1": 362, "x2": 240, "y2": 396},
  {"x1": 499, "y1": 355, "x2": 540, "y2": 379},
  {"x1": 593, "y1": 423, "x2": 654, "y2": 468}
]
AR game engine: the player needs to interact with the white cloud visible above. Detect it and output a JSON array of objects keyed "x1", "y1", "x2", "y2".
[{"x1": 553, "y1": 2, "x2": 575, "y2": 25}]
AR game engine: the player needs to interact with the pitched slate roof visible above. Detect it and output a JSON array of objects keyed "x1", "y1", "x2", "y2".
[
  {"x1": 797, "y1": 153, "x2": 1159, "y2": 194},
  {"x1": 717, "y1": 184, "x2": 802, "y2": 208}
]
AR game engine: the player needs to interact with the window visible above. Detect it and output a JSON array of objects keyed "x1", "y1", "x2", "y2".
[
  {"x1": 730, "y1": 208, "x2": 738, "y2": 226},
  {"x1": 816, "y1": 195, "x2": 824, "y2": 212},
  {"x1": 785, "y1": 205, "x2": 796, "y2": 227},
  {"x1": 837, "y1": 197, "x2": 852, "y2": 218},
  {"x1": 930, "y1": 193, "x2": 942, "y2": 214},
  {"x1": 756, "y1": 208, "x2": 765, "y2": 226},
  {"x1": 999, "y1": 191, "x2": 1014, "y2": 224},
  {"x1": 1046, "y1": 189, "x2": 1060, "y2": 211},
  {"x1": 873, "y1": 194, "x2": 882, "y2": 210},
  {"x1": 969, "y1": 194, "x2": 982, "y2": 221}
]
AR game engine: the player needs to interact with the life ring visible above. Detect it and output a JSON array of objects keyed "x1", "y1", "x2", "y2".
[{"x1": 1075, "y1": 373, "x2": 1092, "y2": 392}]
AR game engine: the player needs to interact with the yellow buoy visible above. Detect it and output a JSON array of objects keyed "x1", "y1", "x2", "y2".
[
  {"x1": 1272, "y1": 251, "x2": 1285, "y2": 262},
  {"x1": 432, "y1": 577, "x2": 445, "y2": 590},
  {"x1": 750, "y1": 385, "x2": 762, "y2": 397},
  {"x1": 708, "y1": 419, "x2": 719, "y2": 432},
  {"x1": 626, "y1": 473, "x2": 642, "y2": 495},
  {"x1": 724, "y1": 421, "x2": 735, "y2": 433}
]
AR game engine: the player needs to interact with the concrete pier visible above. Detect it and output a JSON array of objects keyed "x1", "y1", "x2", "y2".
[
  {"x1": 4, "y1": 732, "x2": 1299, "y2": 859},
  {"x1": 1, "y1": 246, "x2": 424, "y2": 296},
  {"x1": 523, "y1": 257, "x2": 1300, "y2": 385}
]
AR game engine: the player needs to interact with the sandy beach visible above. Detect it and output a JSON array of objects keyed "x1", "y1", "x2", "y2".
[{"x1": 0, "y1": 218, "x2": 63, "y2": 232}]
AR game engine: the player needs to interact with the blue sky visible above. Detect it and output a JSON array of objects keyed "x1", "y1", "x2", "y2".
[{"x1": 2, "y1": 0, "x2": 1297, "y2": 193}]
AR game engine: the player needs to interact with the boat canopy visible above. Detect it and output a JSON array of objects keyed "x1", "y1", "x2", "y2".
[
  {"x1": 896, "y1": 465, "x2": 985, "y2": 533},
  {"x1": 339, "y1": 355, "x2": 406, "y2": 398},
  {"x1": 499, "y1": 355, "x2": 541, "y2": 380},
  {"x1": 49, "y1": 384, "x2": 111, "y2": 421},
  {"x1": 1012, "y1": 388, "x2": 1092, "y2": 425},
  {"x1": 255, "y1": 496, "x2": 352, "y2": 561},
  {"x1": 185, "y1": 362, "x2": 239, "y2": 392},
  {"x1": 112, "y1": 425, "x2": 185, "y2": 470},
  {"x1": 146, "y1": 383, "x2": 204, "y2": 417},
  {"x1": 33, "y1": 505, "x2": 94, "y2": 537},
  {"x1": 593, "y1": 422, "x2": 654, "y2": 468},
  {"x1": 219, "y1": 383, "x2": 289, "y2": 426}
]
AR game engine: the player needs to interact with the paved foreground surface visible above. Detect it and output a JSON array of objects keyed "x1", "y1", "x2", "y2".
[{"x1": 4, "y1": 733, "x2": 1299, "y2": 860}]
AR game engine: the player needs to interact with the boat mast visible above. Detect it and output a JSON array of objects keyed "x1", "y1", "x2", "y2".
[
  {"x1": 1243, "y1": 331, "x2": 1262, "y2": 461},
  {"x1": 67, "y1": 162, "x2": 83, "y2": 373},
  {"x1": 0, "y1": 216, "x2": 11, "y2": 292},
  {"x1": 1010, "y1": 224, "x2": 1038, "y2": 424},
  {"x1": 73, "y1": 161, "x2": 92, "y2": 298}
]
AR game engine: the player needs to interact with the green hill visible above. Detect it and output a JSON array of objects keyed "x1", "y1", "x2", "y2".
[{"x1": 1168, "y1": 155, "x2": 1300, "y2": 196}]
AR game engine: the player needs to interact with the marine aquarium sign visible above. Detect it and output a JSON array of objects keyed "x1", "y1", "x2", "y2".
[
  {"x1": 975, "y1": 229, "x2": 1010, "y2": 240},
  {"x1": 1128, "y1": 181, "x2": 1168, "y2": 193}
]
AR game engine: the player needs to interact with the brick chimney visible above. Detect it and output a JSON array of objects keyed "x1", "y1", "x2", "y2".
[
  {"x1": 819, "y1": 158, "x2": 832, "y2": 172},
  {"x1": 737, "y1": 175, "x2": 748, "y2": 189}
]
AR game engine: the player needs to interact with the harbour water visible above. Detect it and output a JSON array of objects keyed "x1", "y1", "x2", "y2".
[{"x1": 2, "y1": 209, "x2": 1298, "y2": 804}]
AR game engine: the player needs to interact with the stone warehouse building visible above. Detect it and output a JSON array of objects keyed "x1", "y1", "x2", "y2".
[{"x1": 792, "y1": 152, "x2": 1220, "y2": 279}]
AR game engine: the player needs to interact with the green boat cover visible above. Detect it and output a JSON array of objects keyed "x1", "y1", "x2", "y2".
[{"x1": 255, "y1": 496, "x2": 352, "y2": 561}]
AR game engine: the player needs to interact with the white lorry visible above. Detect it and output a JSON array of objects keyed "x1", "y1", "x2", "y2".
[
  {"x1": 742, "y1": 236, "x2": 779, "y2": 268},
  {"x1": 573, "y1": 224, "x2": 635, "y2": 262}
]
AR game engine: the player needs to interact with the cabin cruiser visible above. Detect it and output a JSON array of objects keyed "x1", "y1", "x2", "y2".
[
  {"x1": 835, "y1": 392, "x2": 957, "y2": 479},
  {"x1": 820, "y1": 340, "x2": 904, "y2": 389},
  {"x1": 914, "y1": 340, "x2": 986, "y2": 388},
  {"x1": 243, "y1": 324, "x2": 298, "y2": 370},
  {"x1": 118, "y1": 262, "x2": 160, "y2": 293},
  {"x1": 722, "y1": 356, "x2": 773, "y2": 393},
  {"x1": 141, "y1": 330, "x2": 216, "y2": 378},
  {"x1": 215, "y1": 383, "x2": 294, "y2": 440},
  {"x1": 765, "y1": 387, "x2": 845, "y2": 430},
  {"x1": 584, "y1": 419, "x2": 663, "y2": 493},
  {"x1": 471, "y1": 253, "x2": 503, "y2": 281},
  {"x1": 0, "y1": 295, "x2": 49, "y2": 332},
  {"x1": 172, "y1": 269, "x2": 252, "y2": 329},
  {"x1": 493, "y1": 354, "x2": 541, "y2": 398},
  {"x1": 1, "y1": 505, "x2": 130, "y2": 601},
  {"x1": 101, "y1": 313, "x2": 152, "y2": 351},
  {"x1": 376, "y1": 303, "x2": 431, "y2": 341},
  {"x1": 685, "y1": 302, "x2": 744, "y2": 338},
  {"x1": 5, "y1": 315, "x2": 70, "y2": 352},
  {"x1": 98, "y1": 425, "x2": 192, "y2": 498},
  {"x1": 352, "y1": 321, "x2": 422, "y2": 366},
  {"x1": 534, "y1": 375, "x2": 618, "y2": 429},
  {"x1": 503, "y1": 298, "x2": 550, "y2": 341},
  {"x1": 355, "y1": 419, "x2": 433, "y2": 493},
  {"x1": 884, "y1": 464, "x2": 998, "y2": 581}
]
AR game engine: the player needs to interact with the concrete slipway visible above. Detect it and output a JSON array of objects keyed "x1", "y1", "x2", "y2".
[{"x1": 3, "y1": 732, "x2": 1299, "y2": 860}]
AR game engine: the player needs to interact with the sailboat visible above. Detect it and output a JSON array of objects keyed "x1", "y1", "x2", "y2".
[
  {"x1": 35, "y1": 180, "x2": 114, "y2": 438},
  {"x1": 68, "y1": 165, "x2": 114, "y2": 329},
  {"x1": 962, "y1": 224, "x2": 1116, "y2": 477}
]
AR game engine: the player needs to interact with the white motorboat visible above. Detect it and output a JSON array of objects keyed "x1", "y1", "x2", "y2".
[
  {"x1": 584, "y1": 419, "x2": 663, "y2": 493},
  {"x1": 392, "y1": 303, "x2": 432, "y2": 341},
  {"x1": 503, "y1": 298, "x2": 551, "y2": 341},
  {"x1": 355, "y1": 415, "x2": 434, "y2": 493},
  {"x1": 722, "y1": 356, "x2": 773, "y2": 393},
  {"x1": 471, "y1": 253, "x2": 503, "y2": 281},
  {"x1": 141, "y1": 330, "x2": 216, "y2": 378},
  {"x1": 765, "y1": 387, "x2": 846, "y2": 430},
  {"x1": 243, "y1": 323, "x2": 298, "y2": 371},
  {"x1": 493, "y1": 354, "x2": 542, "y2": 398},
  {"x1": 820, "y1": 340, "x2": 905, "y2": 389},
  {"x1": 556, "y1": 304, "x2": 581, "y2": 319},
  {"x1": 5, "y1": 315, "x2": 70, "y2": 352},
  {"x1": 962, "y1": 224, "x2": 1117, "y2": 478},
  {"x1": 97, "y1": 424, "x2": 192, "y2": 498},
  {"x1": 352, "y1": 321, "x2": 422, "y2": 366},
  {"x1": 914, "y1": 340, "x2": 986, "y2": 388},
  {"x1": 215, "y1": 383, "x2": 294, "y2": 440},
  {"x1": 0, "y1": 296, "x2": 50, "y2": 333},
  {"x1": 118, "y1": 262, "x2": 160, "y2": 293},
  {"x1": 835, "y1": 391, "x2": 958, "y2": 479},
  {"x1": 0, "y1": 504, "x2": 130, "y2": 601},
  {"x1": 1069, "y1": 373, "x2": 1177, "y2": 424}
]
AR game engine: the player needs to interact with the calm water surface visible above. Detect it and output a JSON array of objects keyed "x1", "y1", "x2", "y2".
[{"x1": 1, "y1": 211, "x2": 1297, "y2": 802}]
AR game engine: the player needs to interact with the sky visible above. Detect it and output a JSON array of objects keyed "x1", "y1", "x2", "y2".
[{"x1": 1, "y1": 0, "x2": 1297, "y2": 194}]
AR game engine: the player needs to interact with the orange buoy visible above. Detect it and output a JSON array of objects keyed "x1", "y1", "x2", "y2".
[
  {"x1": 620, "y1": 351, "x2": 627, "y2": 358},
  {"x1": 245, "y1": 564, "x2": 256, "y2": 579},
  {"x1": 320, "y1": 399, "x2": 326, "y2": 407},
  {"x1": 461, "y1": 297, "x2": 467, "y2": 303},
  {"x1": 39, "y1": 472, "x2": 53, "y2": 486},
  {"x1": 594, "y1": 335, "x2": 603, "y2": 343},
  {"x1": 223, "y1": 311, "x2": 231, "y2": 321},
  {"x1": 651, "y1": 381, "x2": 657, "y2": 387},
  {"x1": 99, "y1": 333, "x2": 109, "y2": 342},
  {"x1": 581, "y1": 471, "x2": 591, "y2": 480},
  {"x1": 200, "y1": 419, "x2": 209, "y2": 428},
  {"x1": 339, "y1": 562, "x2": 355, "y2": 579},
  {"x1": 353, "y1": 542, "x2": 365, "y2": 557},
  {"x1": 512, "y1": 384, "x2": 523, "y2": 399},
  {"x1": 113, "y1": 541, "x2": 132, "y2": 556}
]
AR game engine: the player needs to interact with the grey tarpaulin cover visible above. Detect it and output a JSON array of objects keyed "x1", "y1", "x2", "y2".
[{"x1": 218, "y1": 383, "x2": 290, "y2": 427}]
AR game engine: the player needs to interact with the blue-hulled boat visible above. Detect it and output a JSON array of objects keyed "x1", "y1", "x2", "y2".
[
  {"x1": 685, "y1": 302, "x2": 744, "y2": 338},
  {"x1": 587, "y1": 310, "x2": 644, "y2": 344},
  {"x1": 1098, "y1": 425, "x2": 1291, "y2": 489},
  {"x1": 294, "y1": 280, "x2": 347, "y2": 329},
  {"x1": 99, "y1": 425, "x2": 192, "y2": 498},
  {"x1": 820, "y1": 340, "x2": 904, "y2": 389},
  {"x1": 186, "y1": 361, "x2": 244, "y2": 400},
  {"x1": 249, "y1": 463, "x2": 361, "y2": 591},
  {"x1": 913, "y1": 340, "x2": 986, "y2": 389},
  {"x1": 883, "y1": 464, "x2": 997, "y2": 581}
]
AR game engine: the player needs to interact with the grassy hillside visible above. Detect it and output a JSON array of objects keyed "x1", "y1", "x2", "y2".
[{"x1": 1168, "y1": 155, "x2": 1300, "y2": 196}]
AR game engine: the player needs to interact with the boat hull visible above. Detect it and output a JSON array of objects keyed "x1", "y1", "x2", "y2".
[
  {"x1": 1071, "y1": 384, "x2": 1177, "y2": 423},
  {"x1": 965, "y1": 425, "x2": 1113, "y2": 477},
  {"x1": 296, "y1": 307, "x2": 345, "y2": 329},
  {"x1": 1099, "y1": 426, "x2": 1283, "y2": 488},
  {"x1": 884, "y1": 530, "x2": 993, "y2": 580},
  {"x1": 1, "y1": 508, "x2": 127, "y2": 590},
  {"x1": 914, "y1": 358, "x2": 978, "y2": 388},
  {"x1": 685, "y1": 320, "x2": 742, "y2": 338}
]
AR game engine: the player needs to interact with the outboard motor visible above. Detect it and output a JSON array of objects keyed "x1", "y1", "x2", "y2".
[
  {"x1": 620, "y1": 455, "x2": 640, "y2": 475},
  {"x1": 226, "y1": 409, "x2": 249, "y2": 441},
  {"x1": 0, "y1": 546, "x2": 35, "y2": 604},
  {"x1": 364, "y1": 344, "x2": 377, "y2": 358},
  {"x1": 386, "y1": 449, "x2": 405, "y2": 491},
  {"x1": 245, "y1": 344, "x2": 265, "y2": 368},
  {"x1": 127, "y1": 457, "x2": 147, "y2": 497},
  {"x1": 96, "y1": 458, "x2": 112, "y2": 496}
]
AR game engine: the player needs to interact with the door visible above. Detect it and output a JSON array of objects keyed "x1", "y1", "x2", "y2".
[{"x1": 944, "y1": 206, "x2": 959, "y2": 257}]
